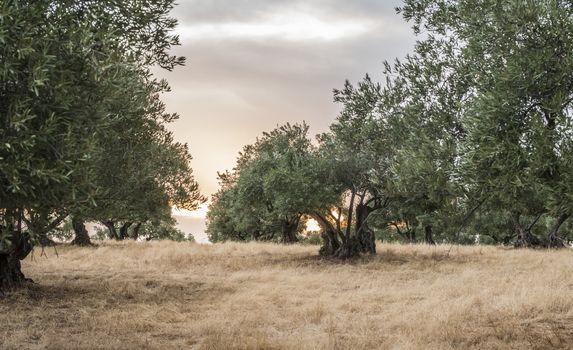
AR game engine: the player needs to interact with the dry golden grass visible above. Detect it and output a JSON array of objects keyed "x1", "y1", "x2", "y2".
[{"x1": 1, "y1": 241, "x2": 573, "y2": 349}]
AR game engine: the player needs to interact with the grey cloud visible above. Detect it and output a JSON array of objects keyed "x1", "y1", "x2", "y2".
[
  {"x1": 303, "y1": 0, "x2": 404, "y2": 20},
  {"x1": 174, "y1": 0, "x2": 295, "y2": 24},
  {"x1": 175, "y1": 0, "x2": 407, "y2": 25}
]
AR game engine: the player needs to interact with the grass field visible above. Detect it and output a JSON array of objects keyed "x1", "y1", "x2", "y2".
[{"x1": 1, "y1": 241, "x2": 572, "y2": 349}]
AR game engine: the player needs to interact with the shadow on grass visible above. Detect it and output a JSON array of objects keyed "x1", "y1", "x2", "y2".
[
  {"x1": 271, "y1": 245, "x2": 478, "y2": 270},
  {"x1": 0, "y1": 274, "x2": 210, "y2": 307}
]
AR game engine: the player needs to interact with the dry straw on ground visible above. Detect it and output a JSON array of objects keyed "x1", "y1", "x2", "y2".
[{"x1": 1, "y1": 241, "x2": 572, "y2": 349}]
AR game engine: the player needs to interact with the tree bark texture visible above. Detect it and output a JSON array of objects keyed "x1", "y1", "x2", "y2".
[
  {"x1": 333, "y1": 236, "x2": 362, "y2": 259},
  {"x1": 103, "y1": 221, "x2": 118, "y2": 240},
  {"x1": 511, "y1": 212, "x2": 542, "y2": 247},
  {"x1": 424, "y1": 224, "x2": 436, "y2": 245},
  {"x1": 313, "y1": 213, "x2": 341, "y2": 256},
  {"x1": 0, "y1": 231, "x2": 33, "y2": 289},
  {"x1": 547, "y1": 213, "x2": 569, "y2": 248},
  {"x1": 355, "y1": 203, "x2": 376, "y2": 254},
  {"x1": 119, "y1": 222, "x2": 132, "y2": 240},
  {"x1": 71, "y1": 217, "x2": 92, "y2": 246},
  {"x1": 281, "y1": 217, "x2": 299, "y2": 243},
  {"x1": 132, "y1": 222, "x2": 142, "y2": 241}
]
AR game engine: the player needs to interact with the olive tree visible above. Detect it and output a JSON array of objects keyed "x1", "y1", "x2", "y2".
[
  {"x1": 399, "y1": 0, "x2": 573, "y2": 246},
  {"x1": 207, "y1": 123, "x2": 340, "y2": 244},
  {"x1": 0, "y1": 0, "x2": 192, "y2": 288}
]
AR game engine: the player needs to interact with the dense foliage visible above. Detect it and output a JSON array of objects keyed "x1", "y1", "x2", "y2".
[
  {"x1": 0, "y1": 0, "x2": 203, "y2": 288},
  {"x1": 206, "y1": 123, "x2": 340, "y2": 244}
]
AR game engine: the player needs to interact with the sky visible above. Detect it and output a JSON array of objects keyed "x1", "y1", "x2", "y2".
[{"x1": 157, "y1": 0, "x2": 418, "y2": 241}]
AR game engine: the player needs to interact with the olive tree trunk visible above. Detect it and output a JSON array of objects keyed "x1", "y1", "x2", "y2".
[
  {"x1": 424, "y1": 224, "x2": 436, "y2": 245},
  {"x1": 71, "y1": 217, "x2": 92, "y2": 246},
  {"x1": 313, "y1": 212, "x2": 341, "y2": 256},
  {"x1": 331, "y1": 191, "x2": 363, "y2": 259},
  {"x1": 280, "y1": 217, "x2": 300, "y2": 243},
  {"x1": 511, "y1": 212, "x2": 542, "y2": 247},
  {"x1": 0, "y1": 231, "x2": 33, "y2": 289},
  {"x1": 132, "y1": 222, "x2": 142, "y2": 241},
  {"x1": 355, "y1": 203, "x2": 376, "y2": 254},
  {"x1": 119, "y1": 222, "x2": 132, "y2": 240},
  {"x1": 102, "y1": 220, "x2": 118, "y2": 240},
  {"x1": 547, "y1": 213, "x2": 569, "y2": 248},
  {"x1": 1, "y1": 211, "x2": 68, "y2": 289}
]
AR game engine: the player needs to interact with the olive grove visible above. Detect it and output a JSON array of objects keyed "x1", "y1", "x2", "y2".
[{"x1": 207, "y1": 0, "x2": 573, "y2": 256}]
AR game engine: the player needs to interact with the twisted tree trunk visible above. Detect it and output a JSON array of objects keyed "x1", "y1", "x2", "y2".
[
  {"x1": 547, "y1": 213, "x2": 569, "y2": 248},
  {"x1": 0, "y1": 254, "x2": 25, "y2": 289},
  {"x1": 424, "y1": 224, "x2": 436, "y2": 245},
  {"x1": 1, "y1": 211, "x2": 66, "y2": 289},
  {"x1": 131, "y1": 222, "x2": 142, "y2": 241},
  {"x1": 102, "y1": 221, "x2": 118, "y2": 240},
  {"x1": 334, "y1": 236, "x2": 362, "y2": 259},
  {"x1": 313, "y1": 212, "x2": 341, "y2": 257},
  {"x1": 280, "y1": 217, "x2": 299, "y2": 243},
  {"x1": 355, "y1": 203, "x2": 376, "y2": 254},
  {"x1": 511, "y1": 212, "x2": 542, "y2": 247},
  {"x1": 71, "y1": 217, "x2": 92, "y2": 246},
  {"x1": 512, "y1": 212, "x2": 530, "y2": 247},
  {"x1": 0, "y1": 231, "x2": 33, "y2": 289},
  {"x1": 332, "y1": 191, "x2": 362, "y2": 259},
  {"x1": 119, "y1": 222, "x2": 132, "y2": 240},
  {"x1": 406, "y1": 225, "x2": 417, "y2": 243}
]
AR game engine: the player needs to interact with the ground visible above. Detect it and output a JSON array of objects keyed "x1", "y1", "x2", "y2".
[{"x1": 1, "y1": 241, "x2": 572, "y2": 349}]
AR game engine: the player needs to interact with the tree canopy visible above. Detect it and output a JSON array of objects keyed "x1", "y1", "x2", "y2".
[
  {"x1": 0, "y1": 0, "x2": 204, "y2": 288},
  {"x1": 207, "y1": 0, "x2": 573, "y2": 257}
]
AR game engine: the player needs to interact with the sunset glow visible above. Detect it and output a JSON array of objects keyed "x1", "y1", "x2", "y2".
[
  {"x1": 172, "y1": 203, "x2": 209, "y2": 220},
  {"x1": 305, "y1": 218, "x2": 320, "y2": 232}
]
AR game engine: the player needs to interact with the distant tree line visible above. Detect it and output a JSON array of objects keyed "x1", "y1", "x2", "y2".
[
  {"x1": 207, "y1": 0, "x2": 573, "y2": 257},
  {"x1": 0, "y1": 0, "x2": 204, "y2": 288}
]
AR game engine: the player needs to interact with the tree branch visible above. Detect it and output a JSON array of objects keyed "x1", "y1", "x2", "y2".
[{"x1": 455, "y1": 197, "x2": 488, "y2": 239}]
